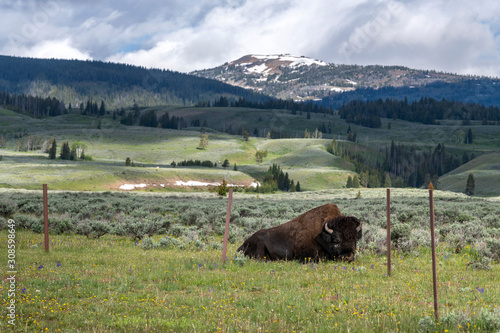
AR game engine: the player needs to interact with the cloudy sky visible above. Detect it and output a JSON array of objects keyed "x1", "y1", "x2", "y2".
[{"x1": 2, "y1": 0, "x2": 500, "y2": 76}]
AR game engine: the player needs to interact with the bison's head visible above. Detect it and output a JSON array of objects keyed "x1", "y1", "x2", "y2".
[{"x1": 319, "y1": 216, "x2": 362, "y2": 262}]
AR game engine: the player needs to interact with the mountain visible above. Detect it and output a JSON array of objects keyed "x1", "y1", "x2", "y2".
[
  {"x1": 191, "y1": 54, "x2": 500, "y2": 107},
  {"x1": 0, "y1": 55, "x2": 270, "y2": 109}
]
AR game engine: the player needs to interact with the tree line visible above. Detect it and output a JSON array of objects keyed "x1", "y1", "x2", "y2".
[
  {"x1": 79, "y1": 99, "x2": 106, "y2": 117},
  {"x1": 171, "y1": 160, "x2": 217, "y2": 168},
  {"x1": 338, "y1": 97, "x2": 500, "y2": 127},
  {"x1": 0, "y1": 91, "x2": 66, "y2": 118},
  {"x1": 198, "y1": 96, "x2": 333, "y2": 114},
  {"x1": 323, "y1": 79, "x2": 500, "y2": 110},
  {"x1": 250, "y1": 164, "x2": 301, "y2": 193},
  {"x1": 329, "y1": 138, "x2": 470, "y2": 188},
  {"x1": 119, "y1": 108, "x2": 188, "y2": 130},
  {"x1": 47, "y1": 140, "x2": 89, "y2": 161}
]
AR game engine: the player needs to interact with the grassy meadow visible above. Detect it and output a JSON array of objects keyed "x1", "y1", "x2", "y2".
[
  {"x1": 2, "y1": 105, "x2": 500, "y2": 195},
  {"x1": 1, "y1": 188, "x2": 500, "y2": 332},
  {"x1": 1, "y1": 231, "x2": 499, "y2": 333},
  {"x1": 1, "y1": 105, "x2": 500, "y2": 331}
]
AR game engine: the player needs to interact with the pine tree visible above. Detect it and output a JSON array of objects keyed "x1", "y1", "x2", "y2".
[
  {"x1": 296, "y1": 181, "x2": 301, "y2": 192},
  {"x1": 283, "y1": 172, "x2": 290, "y2": 191},
  {"x1": 48, "y1": 139, "x2": 57, "y2": 159},
  {"x1": 368, "y1": 172, "x2": 381, "y2": 188},
  {"x1": 198, "y1": 134, "x2": 209, "y2": 150},
  {"x1": 125, "y1": 157, "x2": 131, "y2": 166},
  {"x1": 464, "y1": 128, "x2": 473, "y2": 144},
  {"x1": 60, "y1": 142, "x2": 71, "y2": 160},
  {"x1": 222, "y1": 159, "x2": 230, "y2": 168},
  {"x1": 346, "y1": 176, "x2": 353, "y2": 188},
  {"x1": 465, "y1": 173, "x2": 475, "y2": 196},
  {"x1": 99, "y1": 101, "x2": 106, "y2": 116},
  {"x1": 70, "y1": 148, "x2": 77, "y2": 160},
  {"x1": 233, "y1": 163, "x2": 238, "y2": 171},
  {"x1": 352, "y1": 175, "x2": 360, "y2": 188},
  {"x1": 243, "y1": 130, "x2": 250, "y2": 141},
  {"x1": 383, "y1": 173, "x2": 392, "y2": 188},
  {"x1": 0, "y1": 134, "x2": 6, "y2": 148},
  {"x1": 360, "y1": 171, "x2": 369, "y2": 187}
]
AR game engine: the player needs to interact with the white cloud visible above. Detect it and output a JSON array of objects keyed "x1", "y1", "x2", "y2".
[
  {"x1": 1, "y1": 0, "x2": 500, "y2": 76},
  {"x1": 10, "y1": 39, "x2": 92, "y2": 60}
]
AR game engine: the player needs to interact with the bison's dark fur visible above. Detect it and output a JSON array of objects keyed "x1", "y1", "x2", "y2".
[
  {"x1": 315, "y1": 216, "x2": 362, "y2": 262},
  {"x1": 237, "y1": 204, "x2": 362, "y2": 262}
]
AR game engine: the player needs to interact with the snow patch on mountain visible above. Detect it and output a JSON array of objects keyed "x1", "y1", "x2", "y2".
[
  {"x1": 235, "y1": 54, "x2": 328, "y2": 77},
  {"x1": 250, "y1": 54, "x2": 327, "y2": 67}
]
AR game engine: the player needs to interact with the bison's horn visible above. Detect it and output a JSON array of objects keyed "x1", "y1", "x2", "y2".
[
  {"x1": 356, "y1": 222, "x2": 363, "y2": 233},
  {"x1": 324, "y1": 222, "x2": 333, "y2": 234}
]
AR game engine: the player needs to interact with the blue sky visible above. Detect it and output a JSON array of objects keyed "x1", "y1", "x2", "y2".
[{"x1": 1, "y1": 0, "x2": 500, "y2": 76}]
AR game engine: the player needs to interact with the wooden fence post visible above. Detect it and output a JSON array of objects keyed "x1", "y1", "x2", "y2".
[
  {"x1": 429, "y1": 183, "x2": 439, "y2": 321},
  {"x1": 386, "y1": 188, "x2": 391, "y2": 276},
  {"x1": 221, "y1": 188, "x2": 234, "y2": 263},
  {"x1": 43, "y1": 184, "x2": 49, "y2": 252}
]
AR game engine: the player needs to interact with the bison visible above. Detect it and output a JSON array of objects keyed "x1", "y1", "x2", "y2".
[{"x1": 237, "y1": 204, "x2": 362, "y2": 262}]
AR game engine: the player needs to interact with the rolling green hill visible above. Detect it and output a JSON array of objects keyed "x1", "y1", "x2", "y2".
[
  {"x1": 1, "y1": 104, "x2": 499, "y2": 195},
  {"x1": 438, "y1": 152, "x2": 500, "y2": 196},
  {"x1": 0, "y1": 107, "x2": 356, "y2": 191}
]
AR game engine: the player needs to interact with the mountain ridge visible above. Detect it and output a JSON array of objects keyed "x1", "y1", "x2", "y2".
[
  {"x1": 191, "y1": 54, "x2": 498, "y2": 103},
  {"x1": 0, "y1": 55, "x2": 271, "y2": 109}
]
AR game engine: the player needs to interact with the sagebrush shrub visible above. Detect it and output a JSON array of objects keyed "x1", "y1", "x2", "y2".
[
  {"x1": 140, "y1": 235, "x2": 157, "y2": 250},
  {"x1": 440, "y1": 311, "x2": 471, "y2": 329},
  {"x1": 475, "y1": 238, "x2": 500, "y2": 261},
  {"x1": 170, "y1": 223, "x2": 189, "y2": 238},
  {"x1": 157, "y1": 235, "x2": 183, "y2": 249},
  {"x1": 12, "y1": 213, "x2": 38, "y2": 230},
  {"x1": 0, "y1": 216, "x2": 7, "y2": 230},
  {"x1": 19, "y1": 198, "x2": 43, "y2": 215},
  {"x1": 31, "y1": 218, "x2": 44, "y2": 233},
  {"x1": 51, "y1": 214, "x2": 74, "y2": 234},
  {"x1": 180, "y1": 207, "x2": 203, "y2": 226},
  {"x1": 91, "y1": 220, "x2": 111, "y2": 238},
  {"x1": 391, "y1": 222, "x2": 411, "y2": 247},
  {"x1": 0, "y1": 199, "x2": 17, "y2": 217},
  {"x1": 477, "y1": 309, "x2": 500, "y2": 331},
  {"x1": 418, "y1": 316, "x2": 436, "y2": 332},
  {"x1": 75, "y1": 220, "x2": 93, "y2": 238}
]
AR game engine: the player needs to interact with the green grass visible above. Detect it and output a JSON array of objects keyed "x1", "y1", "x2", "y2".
[
  {"x1": 0, "y1": 187, "x2": 498, "y2": 331},
  {"x1": 1, "y1": 231, "x2": 498, "y2": 332},
  {"x1": 1, "y1": 106, "x2": 500, "y2": 195},
  {"x1": 438, "y1": 152, "x2": 500, "y2": 197},
  {"x1": 0, "y1": 153, "x2": 256, "y2": 191},
  {"x1": 0, "y1": 110, "x2": 358, "y2": 191}
]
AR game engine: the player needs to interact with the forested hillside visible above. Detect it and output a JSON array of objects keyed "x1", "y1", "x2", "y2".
[
  {"x1": 338, "y1": 97, "x2": 500, "y2": 128},
  {"x1": 0, "y1": 55, "x2": 270, "y2": 109},
  {"x1": 323, "y1": 79, "x2": 500, "y2": 109}
]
